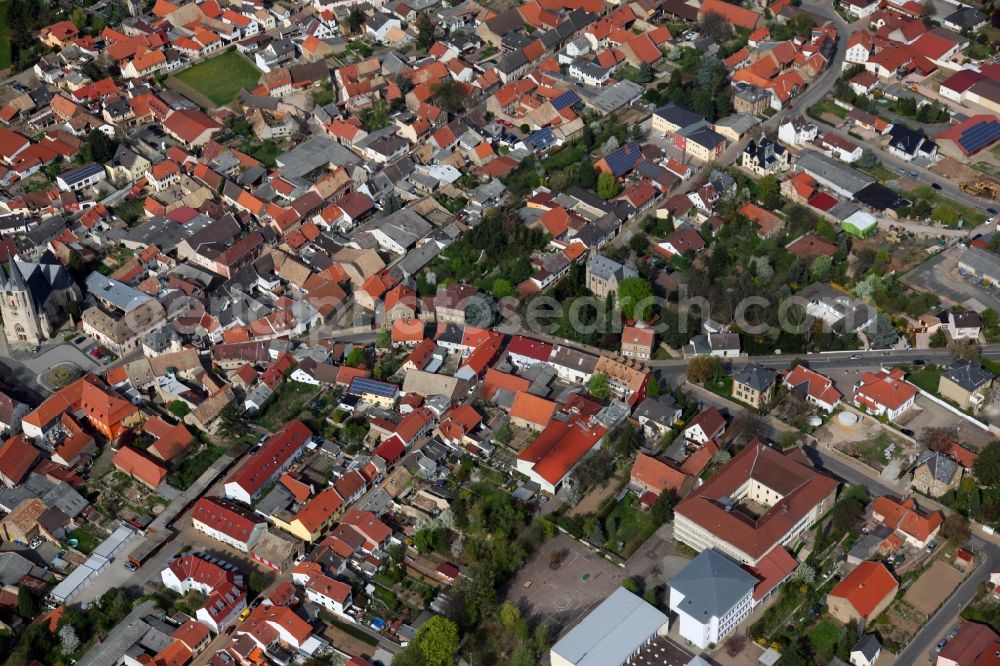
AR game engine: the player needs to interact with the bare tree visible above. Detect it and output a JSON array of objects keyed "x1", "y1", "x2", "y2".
[
  {"x1": 948, "y1": 338, "x2": 981, "y2": 360},
  {"x1": 920, "y1": 425, "x2": 958, "y2": 452}
]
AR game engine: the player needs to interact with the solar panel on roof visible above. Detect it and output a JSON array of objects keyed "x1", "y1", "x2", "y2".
[
  {"x1": 604, "y1": 142, "x2": 640, "y2": 176},
  {"x1": 552, "y1": 90, "x2": 581, "y2": 110},
  {"x1": 958, "y1": 120, "x2": 1000, "y2": 154},
  {"x1": 349, "y1": 376, "x2": 398, "y2": 398}
]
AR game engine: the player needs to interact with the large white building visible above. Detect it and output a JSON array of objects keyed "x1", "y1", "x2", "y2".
[
  {"x1": 161, "y1": 555, "x2": 246, "y2": 634},
  {"x1": 668, "y1": 549, "x2": 758, "y2": 649},
  {"x1": 224, "y1": 420, "x2": 312, "y2": 504},
  {"x1": 550, "y1": 588, "x2": 668, "y2": 666},
  {"x1": 673, "y1": 440, "x2": 838, "y2": 565}
]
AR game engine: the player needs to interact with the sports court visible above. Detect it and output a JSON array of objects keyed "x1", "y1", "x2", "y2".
[{"x1": 506, "y1": 534, "x2": 625, "y2": 634}]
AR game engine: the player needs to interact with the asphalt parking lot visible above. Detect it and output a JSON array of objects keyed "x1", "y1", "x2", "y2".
[
  {"x1": 903, "y1": 247, "x2": 1000, "y2": 312},
  {"x1": 895, "y1": 395, "x2": 995, "y2": 449}
]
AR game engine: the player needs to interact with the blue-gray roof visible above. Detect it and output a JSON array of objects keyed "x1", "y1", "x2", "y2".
[
  {"x1": 551, "y1": 588, "x2": 667, "y2": 666},
  {"x1": 85, "y1": 273, "x2": 153, "y2": 312},
  {"x1": 669, "y1": 549, "x2": 758, "y2": 620}
]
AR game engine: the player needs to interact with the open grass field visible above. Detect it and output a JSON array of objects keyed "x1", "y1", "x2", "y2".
[{"x1": 172, "y1": 49, "x2": 259, "y2": 106}]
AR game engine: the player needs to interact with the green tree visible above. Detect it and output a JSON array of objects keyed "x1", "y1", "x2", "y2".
[
  {"x1": 216, "y1": 404, "x2": 247, "y2": 444},
  {"x1": 629, "y1": 233, "x2": 648, "y2": 254},
  {"x1": 596, "y1": 171, "x2": 620, "y2": 199},
  {"x1": 345, "y1": 346, "x2": 367, "y2": 368},
  {"x1": 168, "y1": 400, "x2": 191, "y2": 419},
  {"x1": 376, "y1": 327, "x2": 392, "y2": 349},
  {"x1": 415, "y1": 12, "x2": 435, "y2": 51},
  {"x1": 635, "y1": 61, "x2": 654, "y2": 84},
  {"x1": 82, "y1": 130, "x2": 119, "y2": 164},
  {"x1": 756, "y1": 174, "x2": 781, "y2": 209},
  {"x1": 431, "y1": 78, "x2": 466, "y2": 114},
  {"x1": 618, "y1": 276, "x2": 655, "y2": 321},
  {"x1": 929, "y1": 328, "x2": 947, "y2": 348},
  {"x1": 699, "y1": 11, "x2": 733, "y2": 41},
  {"x1": 587, "y1": 372, "x2": 610, "y2": 400},
  {"x1": 974, "y1": 441, "x2": 1000, "y2": 487},
  {"x1": 490, "y1": 277, "x2": 515, "y2": 299},
  {"x1": 866, "y1": 314, "x2": 898, "y2": 349},
  {"x1": 810, "y1": 255, "x2": 832, "y2": 282},
  {"x1": 17, "y1": 586, "x2": 38, "y2": 619},
  {"x1": 856, "y1": 149, "x2": 879, "y2": 169},
  {"x1": 499, "y1": 601, "x2": 522, "y2": 628},
  {"x1": 941, "y1": 512, "x2": 970, "y2": 544},
  {"x1": 413, "y1": 616, "x2": 459, "y2": 666},
  {"x1": 347, "y1": 7, "x2": 364, "y2": 33},
  {"x1": 576, "y1": 162, "x2": 597, "y2": 190},
  {"x1": 621, "y1": 578, "x2": 641, "y2": 594},
  {"x1": 651, "y1": 492, "x2": 674, "y2": 524},
  {"x1": 510, "y1": 644, "x2": 537, "y2": 666},
  {"x1": 248, "y1": 571, "x2": 265, "y2": 600}
]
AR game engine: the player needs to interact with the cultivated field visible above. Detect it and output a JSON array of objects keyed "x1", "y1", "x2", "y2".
[
  {"x1": 172, "y1": 49, "x2": 260, "y2": 107},
  {"x1": 904, "y1": 559, "x2": 966, "y2": 615}
]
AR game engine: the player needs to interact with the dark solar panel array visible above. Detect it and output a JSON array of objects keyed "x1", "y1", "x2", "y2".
[
  {"x1": 958, "y1": 119, "x2": 1000, "y2": 154},
  {"x1": 604, "y1": 142, "x2": 641, "y2": 176},
  {"x1": 349, "y1": 376, "x2": 398, "y2": 398},
  {"x1": 551, "y1": 90, "x2": 581, "y2": 110}
]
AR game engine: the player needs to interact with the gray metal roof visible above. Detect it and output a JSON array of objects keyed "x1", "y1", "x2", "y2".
[
  {"x1": 916, "y1": 450, "x2": 959, "y2": 484},
  {"x1": 669, "y1": 549, "x2": 758, "y2": 620},
  {"x1": 959, "y1": 246, "x2": 1000, "y2": 279},
  {"x1": 732, "y1": 362, "x2": 778, "y2": 392},
  {"x1": 85, "y1": 272, "x2": 154, "y2": 312},
  {"x1": 794, "y1": 150, "x2": 873, "y2": 195},
  {"x1": 551, "y1": 587, "x2": 667, "y2": 666},
  {"x1": 941, "y1": 358, "x2": 992, "y2": 392}
]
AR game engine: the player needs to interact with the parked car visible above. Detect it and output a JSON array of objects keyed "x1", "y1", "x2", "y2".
[
  {"x1": 931, "y1": 182, "x2": 942, "y2": 190},
  {"x1": 987, "y1": 207, "x2": 998, "y2": 215},
  {"x1": 901, "y1": 428, "x2": 915, "y2": 437},
  {"x1": 935, "y1": 639, "x2": 948, "y2": 652},
  {"x1": 949, "y1": 627, "x2": 960, "y2": 639},
  {"x1": 912, "y1": 359, "x2": 926, "y2": 366}
]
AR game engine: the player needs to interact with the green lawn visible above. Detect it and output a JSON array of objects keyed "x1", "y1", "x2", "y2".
[
  {"x1": 603, "y1": 494, "x2": 658, "y2": 557},
  {"x1": 173, "y1": 49, "x2": 260, "y2": 106},
  {"x1": 808, "y1": 618, "x2": 842, "y2": 662},
  {"x1": 67, "y1": 525, "x2": 104, "y2": 555},
  {"x1": 906, "y1": 365, "x2": 941, "y2": 393},
  {"x1": 252, "y1": 381, "x2": 321, "y2": 431},
  {"x1": 166, "y1": 445, "x2": 227, "y2": 490},
  {"x1": 248, "y1": 140, "x2": 282, "y2": 168}
]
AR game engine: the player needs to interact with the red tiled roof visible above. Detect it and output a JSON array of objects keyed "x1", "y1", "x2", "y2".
[
  {"x1": 699, "y1": 0, "x2": 762, "y2": 29},
  {"x1": 674, "y1": 440, "x2": 838, "y2": 561},
  {"x1": 510, "y1": 392, "x2": 557, "y2": 427},
  {"x1": 191, "y1": 496, "x2": 264, "y2": 545},
  {"x1": 630, "y1": 453, "x2": 687, "y2": 495},
  {"x1": 114, "y1": 446, "x2": 168, "y2": 488},
  {"x1": 517, "y1": 417, "x2": 606, "y2": 486},
  {"x1": 0, "y1": 435, "x2": 38, "y2": 485},
  {"x1": 228, "y1": 420, "x2": 311, "y2": 497},
  {"x1": 827, "y1": 561, "x2": 897, "y2": 619}
]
